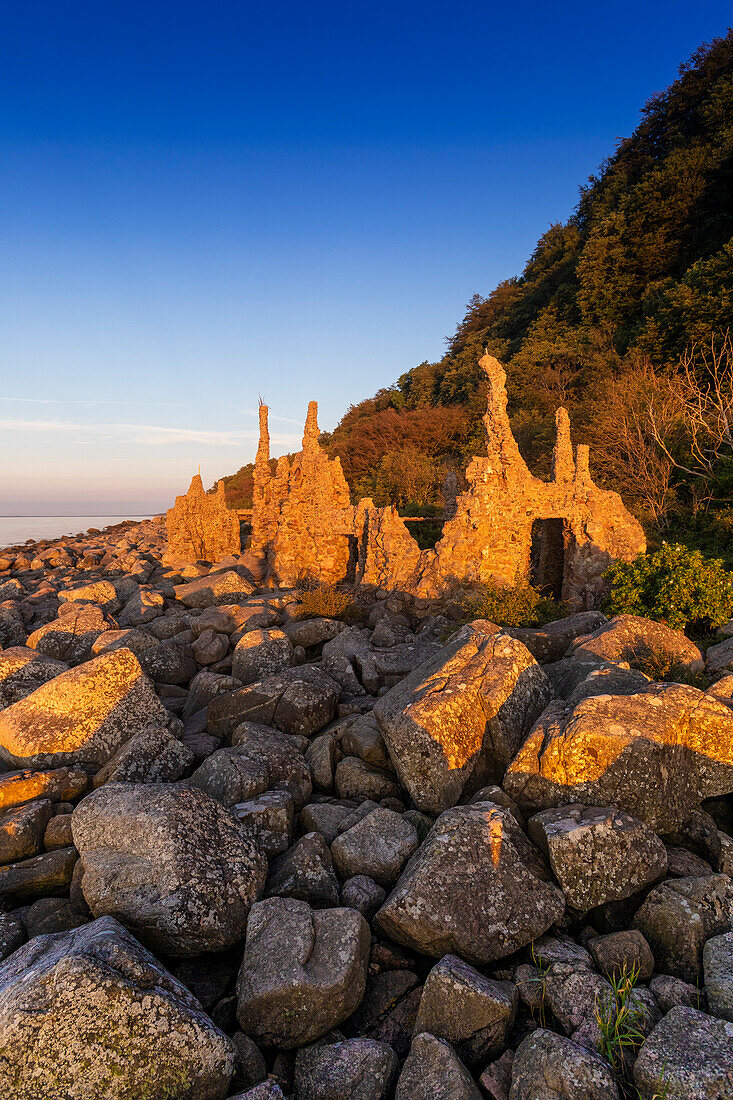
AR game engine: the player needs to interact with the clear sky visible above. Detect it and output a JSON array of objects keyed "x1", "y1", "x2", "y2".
[{"x1": 1, "y1": 1, "x2": 730, "y2": 514}]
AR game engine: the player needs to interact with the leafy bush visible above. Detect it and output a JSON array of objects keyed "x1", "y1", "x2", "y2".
[
  {"x1": 293, "y1": 581, "x2": 362, "y2": 623},
  {"x1": 462, "y1": 579, "x2": 566, "y2": 628},
  {"x1": 603, "y1": 543, "x2": 733, "y2": 632}
]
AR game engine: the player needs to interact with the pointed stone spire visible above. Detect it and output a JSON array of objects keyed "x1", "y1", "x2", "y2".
[
  {"x1": 302, "y1": 400, "x2": 320, "y2": 455},
  {"x1": 256, "y1": 404, "x2": 270, "y2": 470},
  {"x1": 188, "y1": 474, "x2": 205, "y2": 495},
  {"x1": 480, "y1": 352, "x2": 531, "y2": 480},
  {"x1": 552, "y1": 407, "x2": 575, "y2": 483}
]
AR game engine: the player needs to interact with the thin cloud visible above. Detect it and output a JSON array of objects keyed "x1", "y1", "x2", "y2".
[
  {"x1": 0, "y1": 395, "x2": 304, "y2": 425},
  {"x1": 0, "y1": 418, "x2": 301, "y2": 448}
]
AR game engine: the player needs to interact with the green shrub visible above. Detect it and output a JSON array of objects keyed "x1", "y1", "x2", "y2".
[
  {"x1": 462, "y1": 579, "x2": 566, "y2": 628},
  {"x1": 603, "y1": 543, "x2": 733, "y2": 633}
]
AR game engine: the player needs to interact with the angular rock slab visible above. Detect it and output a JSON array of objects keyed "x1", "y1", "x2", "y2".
[
  {"x1": 0, "y1": 648, "x2": 169, "y2": 771},
  {"x1": 569, "y1": 613, "x2": 704, "y2": 674},
  {"x1": 294, "y1": 1038, "x2": 398, "y2": 1100},
  {"x1": 704, "y1": 932, "x2": 733, "y2": 1023},
  {"x1": 527, "y1": 804, "x2": 668, "y2": 910},
  {"x1": 634, "y1": 1006, "x2": 733, "y2": 1099},
  {"x1": 73, "y1": 782, "x2": 267, "y2": 957},
  {"x1": 236, "y1": 897, "x2": 370, "y2": 1047},
  {"x1": 375, "y1": 803, "x2": 565, "y2": 964},
  {"x1": 395, "y1": 1032, "x2": 482, "y2": 1100},
  {"x1": 413, "y1": 953, "x2": 515, "y2": 1066},
  {"x1": 509, "y1": 1028, "x2": 620, "y2": 1099},
  {"x1": 374, "y1": 623, "x2": 551, "y2": 814},
  {"x1": 0, "y1": 647, "x2": 67, "y2": 710},
  {"x1": 633, "y1": 874, "x2": 733, "y2": 984},
  {"x1": 0, "y1": 916, "x2": 235, "y2": 1100},
  {"x1": 505, "y1": 683, "x2": 733, "y2": 832}
]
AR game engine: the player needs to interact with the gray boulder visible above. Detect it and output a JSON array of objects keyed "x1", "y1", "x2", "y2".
[
  {"x1": 236, "y1": 897, "x2": 370, "y2": 1047},
  {"x1": 331, "y1": 807, "x2": 418, "y2": 887},
  {"x1": 374, "y1": 623, "x2": 551, "y2": 814},
  {"x1": 704, "y1": 932, "x2": 733, "y2": 1022},
  {"x1": 232, "y1": 628, "x2": 293, "y2": 685},
  {"x1": 413, "y1": 954, "x2": 515, "y2": 1066},
  {"x1": 633, "y1": 875, "x2": 733, "y2": 984},
  {"x1": 0, "y1": 647, "x2": 67, "y2": 710},
  {"x1": 506, "y1": 683, "x2": 733, "y2": 833},
  {"x1": 395, "y1": 1032, "x2": 482, "y2": 1100},
  {"x1": 509, "y1": 1028, "x2": 620, "y2": 1099},
  {"x1": 207, "y1": 666, "x2": 338, "y2": 739},
  {"x1": 91, "y1": 724, "x2": 194, "y2": 786},
  {"x1": 527, "y1": 804, "x2": 668, "y2": 910},
  {"x1": 375, "y1": 803, "x2": 565, "y2": 964},
  {"x1": 72, "y1": 782, "x2": 267, "y2": 956},
  {"x1": 0, "y1": 649, "x2": 170, "y2": 770},
  {"x1": 634, "y1": 1006, "x2": 733, "y2": 1099},
  {"x1": 294, "y1": 1038, "x2": 398, "y2": 1100},
  {"x1": 568, "y1": 613, "x2": 704, "y2": 674},
  {"x1": 0, "y1": 916, "x2": 235, "y2": 1100}
]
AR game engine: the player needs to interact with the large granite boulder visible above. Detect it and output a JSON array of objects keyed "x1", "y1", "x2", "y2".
[
  {"x1": 236, "y1": 897, "x2": 370, "y2": 1047},
  {"x1": 0, "y1": 917, "x2": 235, "y2": 1100},
  {"x1": 294, "y1": 1038, "x2": 398, "y2": 1100},
  {"x1": 527, "y1": 804, "x2": 668, "y2": 910},
  {"x1": 0, "y1": 649, "x2": 170, "y2": 771},
  {"x1": 632, "y1": 874, "x2": 733, "y2": 984},
  {"x1": 72, "y1": 783, "x2": 267, "y2": 956},
  {"x1": 0, "y1": 647, "x2": 67, "y2": 710},
  {"x1": 174, "y1": 572, "x2": 256, "y2": 609},
  {"x1": 373, "y1": 623, "x2": 552, "y2": 814},
  {"x1": 568, "y1": 613, "x2": 704, "y2": 674},
  {"x1": 413, "y1": 953, "x2": 515, "y2": 1066},
  {"x1": 375, "y1": 802, "x2": 565, "y2": 964},
  {"x1": 634, "y1": 1006, "x2": 733, "y2": 1099},
  {"x1": 395, "y1": 1033, "x2": 481, "y2": 1100},
  {"x1": 27, "y1": 604, "x2": 110, "y2": 664},
  {"x1": 505, "y1": 683, "x2": 733, "y2": 832},
  {"x1": 232, "y1": 628, "x2": 293, "y2": 685},
  {"x1": 509, "y1": 1028, "x2": 620, "y2": 1099},
  {"x1": 207, "y1": 667, "x2": 338, "y2": 739}
]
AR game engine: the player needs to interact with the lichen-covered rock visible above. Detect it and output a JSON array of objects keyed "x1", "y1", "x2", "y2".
[
  {"x1": 191, "y1": 723, "x2": 312, "y2": 808},
  {"x1": 509, "y1": 1029, "x2": 620, "y2": 1099},
  {"x1": 0, "y1": 798, "x2": 52, "y2": 864},
  {"x1": 374, "y1": 623, "x2": 552, "y2": 814},
  {"x1": 568, "y1": 614, "x2": 704, "y2": 674},
  {"x1": 0, "y1": 648, "x2": 170, "y2": 771},
  {"x1": 207, "y1": 667, "x2": 338, "y2": 739},
  {"x1": 0, "y1": 647, "x2": 67, "y2": 710},
  {"x1": 704, "y1": 932, "x2": 733, "y2": 1022},
  {"x1": 236, "y1": 897, "x2": 370, "y2": 1047},
  {"x1": 633, "y1": 874, "x2": 733, "y2": 984},
  {"x1": 527, "y1": 804, "x2": 668, "y2": 910},
  {"x1": 395, "y1": 1032, "x2": 482, "y2": 1100},
  {"x1": 0, "y1": 916, "x2": 235, "y2": 1100},
  {"x1": 232, "y1": 628, "x2": 293, "y2": 685},
  {"x1": 91, "y1": 724, "x2": 194, "y2": 786},
  {"x1": 294, "y1": 1038, "x2": 398, "y2": 1100},
  {"x1": 413, "y1": 954, "x2": 515, "y2": 1066},
  {"x1": 634, "y1": 1006, "x2": 733, "y2": 1099},
  {"x1": 266, "y1": 832, "x2": 341, "y2": 907},
  {"x1": 58, "y1": 580, "x2": 121, "y2": 613},
  {"x1": 375, "y1": 803, "x2": 565, "y2": 964},
  {"x1": 331, "y1": 807, "x2": 419, "y2": 887},
  {"x1": 72, "y1": 783, "x2": 267, "y2": 956},
  {"x1": 0, "y1": 766, "x2": 88, "y2": 811},
  {"x1": 174, "y1": 570, "x2": 255, "y2": 609},
  {"x1": 27, "y1": 604, "x2": 109, "y2": 664},
  {"x1": 505, "y1": 683, "x2": 733, "y2": 832}
]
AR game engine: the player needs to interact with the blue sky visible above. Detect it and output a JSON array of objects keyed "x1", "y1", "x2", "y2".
[{"x1": 1, "y1": 1, "x2": 730, "y2": 513}]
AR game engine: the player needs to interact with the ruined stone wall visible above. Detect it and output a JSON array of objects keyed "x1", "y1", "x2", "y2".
[
  {"x1": 165, "y1": 476, "x2": 241, "y2": 565},
  {"x1": 172, "y1": 352, "x2": 645, "y2": 607},
  {"x1": 352, "y1": 354, "x2": 646, "y2": 607},
  {"x1": 249, "y1": 403, "x2": 357, "y2": 587}
]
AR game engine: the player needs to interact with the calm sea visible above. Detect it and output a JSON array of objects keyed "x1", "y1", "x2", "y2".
[{"x1": 0, "y1": 516, "x2": 153, "y2": 550}]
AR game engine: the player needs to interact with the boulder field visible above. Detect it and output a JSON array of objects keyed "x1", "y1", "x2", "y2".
[{"x1": 0, "y1": 518, "x2": 732, "y2": 1098}]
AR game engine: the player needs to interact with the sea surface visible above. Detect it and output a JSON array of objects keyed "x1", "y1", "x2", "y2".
[{"x1": 0, "y1": 515, "x2": 153, "y2": 549}]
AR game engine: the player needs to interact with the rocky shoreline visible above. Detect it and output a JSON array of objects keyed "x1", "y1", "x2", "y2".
[{"x1": 0, "y1": 518, "x2": 732, "y2": 1098}]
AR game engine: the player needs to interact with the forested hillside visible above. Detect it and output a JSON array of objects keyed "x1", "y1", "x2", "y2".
[{"x1": 226, "y1": 31, "x2": 733, "y2": 551}]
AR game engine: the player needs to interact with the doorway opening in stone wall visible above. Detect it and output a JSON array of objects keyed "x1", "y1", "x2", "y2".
[{"x1": 529, "y1": 518, "x2": 565, "y2": 600}]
